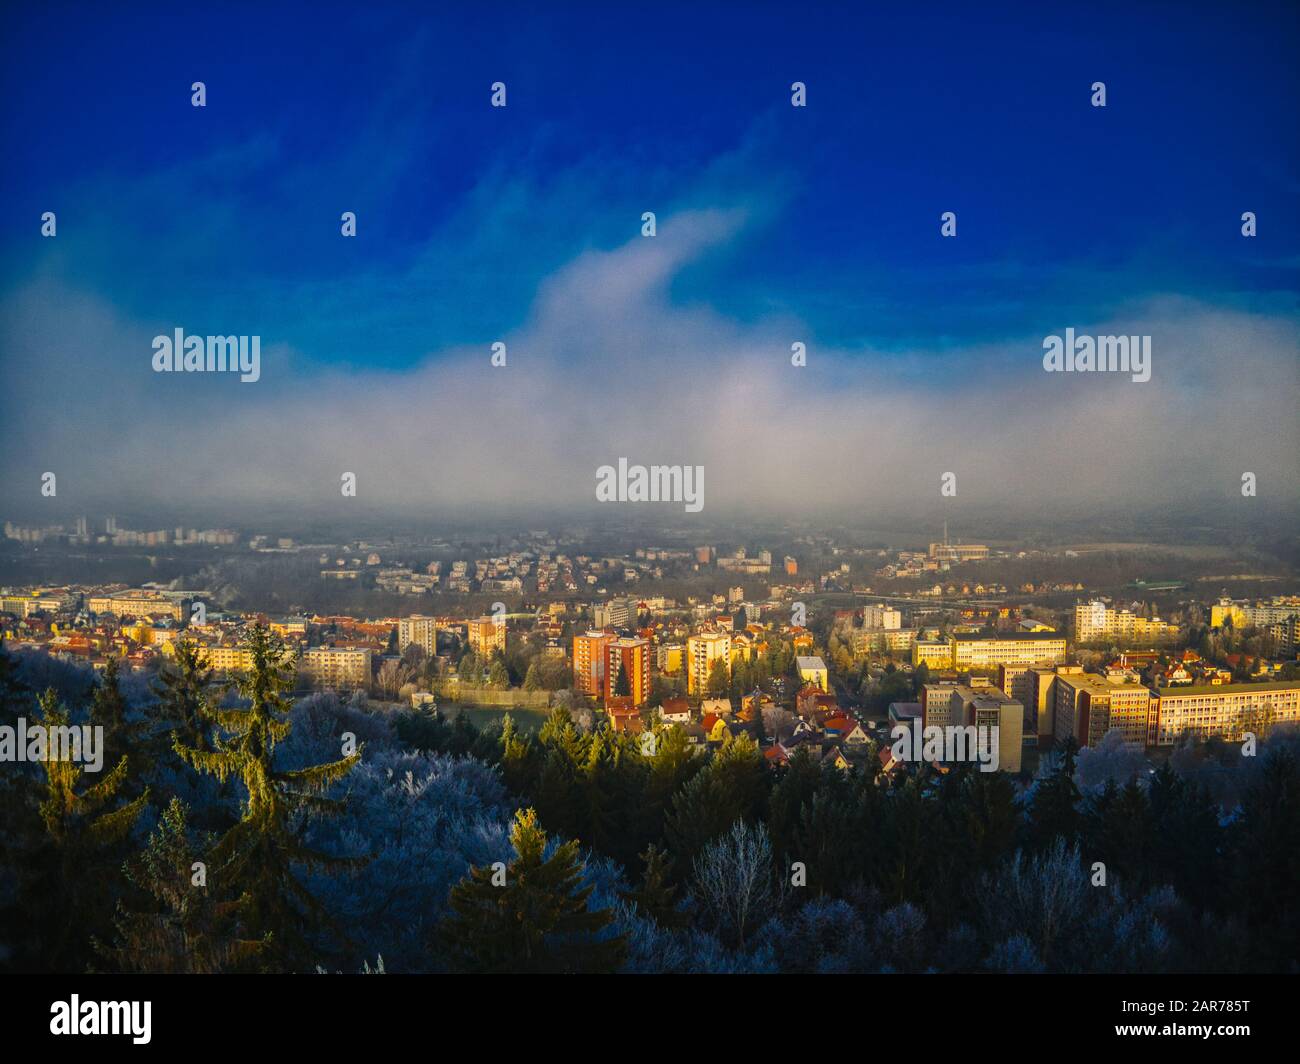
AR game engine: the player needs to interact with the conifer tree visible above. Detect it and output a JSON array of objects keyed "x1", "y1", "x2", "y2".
[
  {"x1": 497, "y1": 713, "x2": 537, "y2": 794},
  {"x1": 151, "y1": 637, "x2": 214, "y2": 751},
  {"x1": 1025, "y1": 739, "x2": 1082, "y2": 850},
  {"x1": 621, "y1": 844, "x2": 684, "y2": 927},
  {"x1": 91, "y1": 655, "x2": 145, "y2": 787},
  {"x1": 173, "y1": 624, "x2": 362, "y2": 970},
  {"x1": 28, "y1": 688, "x2": 149, "y2": 971},
  {"x1": 99, "y1": 797, "x2": 250, "y2": 973},
  {"x1": 613, "y1": 659, "x2": 631, "y2": 697},
  {"x1": 522, "y1": 662, "x2": 542, "y2": 692},
  {"x1": 706, "y1": 657, "x2": 729, "y2": 696},
  {"x1": 440, "y1": 807, "x2": 626, "y2": 973}
]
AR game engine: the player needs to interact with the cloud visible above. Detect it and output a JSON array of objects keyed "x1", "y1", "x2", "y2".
[{"x1": 1, "y1": 204, "x2": 1297, "y2": 528}]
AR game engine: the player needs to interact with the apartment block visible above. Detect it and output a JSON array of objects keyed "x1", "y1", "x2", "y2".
[
  {"x1": 299, "y1": 646, "x2": 372, "y2": 688},
  {"x1": 687, "y1": 631, "x2": 731, "y2": 695},
  {"x1": 604, "y1": 636, "x2": 651, "y2": 706},
  {"x1": 1152, "y1": 681, "x2": 1300, "y2": 745},
  {"x1": 1053, "y1": 671, "x2": 1155, "y2": 748},
  {"x1": 1074, "y1": 600, "x2": 1177, "y2": 644},
  {"x1": 950, "y1": 631, "x2": 1067, "y2": 670},
  {"x1": 467, "y1": 617, "x2": 507, "y2": 657},
  {"x1": 397, "y1": 614, "x2": 438, "y2": 655},
  {"x1": 947, "y1": 681, "x2": 1023, "y2": 773},
  {"x1": 574, "y1": 630, "x2": 616, "y2": 697},
  {"x1": 863, "y1": 605, "x2": 902, "y2": 630},
  {"x1": 920, "y1": 681, "x2": 960, "y2": 728}
]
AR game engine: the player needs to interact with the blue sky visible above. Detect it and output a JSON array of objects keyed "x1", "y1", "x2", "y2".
[{"x1": 1, "y1": 1, "x2": 1297, "y2": 519}]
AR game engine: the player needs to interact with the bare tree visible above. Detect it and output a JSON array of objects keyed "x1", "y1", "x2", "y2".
[
  {"x1": 691, "y1": 820, "x2": 777, "y2": 947},
  {"x1": 376, "y1": 659, "x2": 411, "y2": 699}
]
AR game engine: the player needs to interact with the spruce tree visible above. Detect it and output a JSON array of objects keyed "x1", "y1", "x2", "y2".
[
  {"x1": 173, "y1": 624, "x2": 362, "y2": 970},
  {"x1": 151, "y1": 637, "x2": 214, "y2": 751},
  {"x1": 28, "y1": 688, "x2": 149, "y2": 971},
  {"x1": 1025, "y1": 739, "x2": 1082, "y2": 850},
  {"x1": 91, "y1": 655, "x2": 145, "y2": 787},
  {"x1": 440, "y1": 807, "x2": 626, "y2": 973},
  {"x1": 621, "y1": 844, "x2": 684, "y2": 927},
  {"x1": 99, "y1": 797, "x2": 250, "y2": 973},
  {"x1": 523, "y1": 662, "x2": 542, "y2": 692},
  {"x1": 613, "y1": 660, "x2": 631, "y2": 697}
]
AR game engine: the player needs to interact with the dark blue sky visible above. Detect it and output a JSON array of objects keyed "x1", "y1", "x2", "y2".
[
  {"x1": 1, "y1": 1, "x2": 1297, "y2": 521},
  {"x1": 3, "y1": 0, "x2": 1296, "y2": 367}
]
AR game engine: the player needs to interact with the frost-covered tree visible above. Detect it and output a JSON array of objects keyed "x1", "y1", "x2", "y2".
[{"x1": 691, "y1": 819, "x2": 777, "y2": 948}]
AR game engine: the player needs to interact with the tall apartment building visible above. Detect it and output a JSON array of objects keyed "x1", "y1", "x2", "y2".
[
  {"x1": 300, "y1": 646, "x2": 373, "y2": 689},
  {"x1": 1025, "y1": 667, "x2": 1063, "y2": 740},
  {"x1": 574, "y1": 630, "x2": 616, "y2": 697},
  {"x1": 657, "y1": 643, "x2": 684, "y2": 674},
  {"x1": 467, "y1": 617, "x2": 507, "y2": 657},
  {"x1": 687, "y1": 631, "x2": 731, "y2": 695},
  {"x1": 950, "y1": 631, "x2": 1067, "y2": 670},
  {"x1": 920, "y1": 681, "x2": 960, "y2": 728},
  {"x1": 397, "y1": 615, "x2": 438, "y2": 655},
  {"x1": 997, "y1": 664, "x2": 1033, "y2": 703},
  {"x1": 863, "y1": 605, "x2": 902, "y2": 630},
  {"x1": 1074, "y1": 600, "x2": 1177, "y2": 644},
  {"x1": 1152, "y1": 681, "x2": 1300, "y2": 745},
  {"x1": 604, "y1": 636, "x2": 651, "y2": 706},
  {"x1": 1052, "y1": 670, "x2": 1155, "y2": 748},
  {"x1": 946, "y1": 681, "x2": 1023, "y2": 773}
]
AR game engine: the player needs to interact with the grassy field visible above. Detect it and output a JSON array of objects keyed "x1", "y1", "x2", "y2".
[{"x1": 439, "y1": 703, "x2": 553, "y2": 734}]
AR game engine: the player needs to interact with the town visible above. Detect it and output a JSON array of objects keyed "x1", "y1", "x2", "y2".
[{"x1": 5, "y1": 514, "x2": 1296, "y2": 782}]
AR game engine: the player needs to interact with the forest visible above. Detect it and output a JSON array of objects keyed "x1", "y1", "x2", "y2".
[{"x1": 0, "y1": 626, "x2": 1296, "y2": 974}]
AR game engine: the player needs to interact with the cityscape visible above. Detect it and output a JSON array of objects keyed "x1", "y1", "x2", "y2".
[{"x1": 0, "y1": 0, "x2": 1296, "y2": 1036}]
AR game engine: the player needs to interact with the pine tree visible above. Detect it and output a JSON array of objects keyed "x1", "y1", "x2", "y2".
[
  {"x1": 522, "y1": 662, "x2": 542, "y2": 692},
  {"x1": 613, "y1": 659, "x2": 631, "y2": 697},
  {"x1": 621, "y1": 844, "x2": 684, "y2": 927},
  {"x1": 91, "y1": 655, "x2": 144, "y2": 787},
  {"x1": 99, "y1": 798, "x2": 250, "y2": 973},
  {"x1": 173, "y1": 624, "x2": 363, "y2": 970},
  {"x1": 440, "y1": 808, "x2": 626, "y2": 973},
  {"x1": 151, "y1": 637, "x2": 214, "y2": 751},
  {"x1": 497, "y1": 713, "x2": 537, "y2": 794},
  {"x1": 1025, "y1": 739, "x2": 1082, "y2": 850},
  {"x1": 28, "y1": 688, "x2": 149, "y2": 971},
  {"x1": 706, "y1": 657, "x2": 730, "y2": 696}
]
